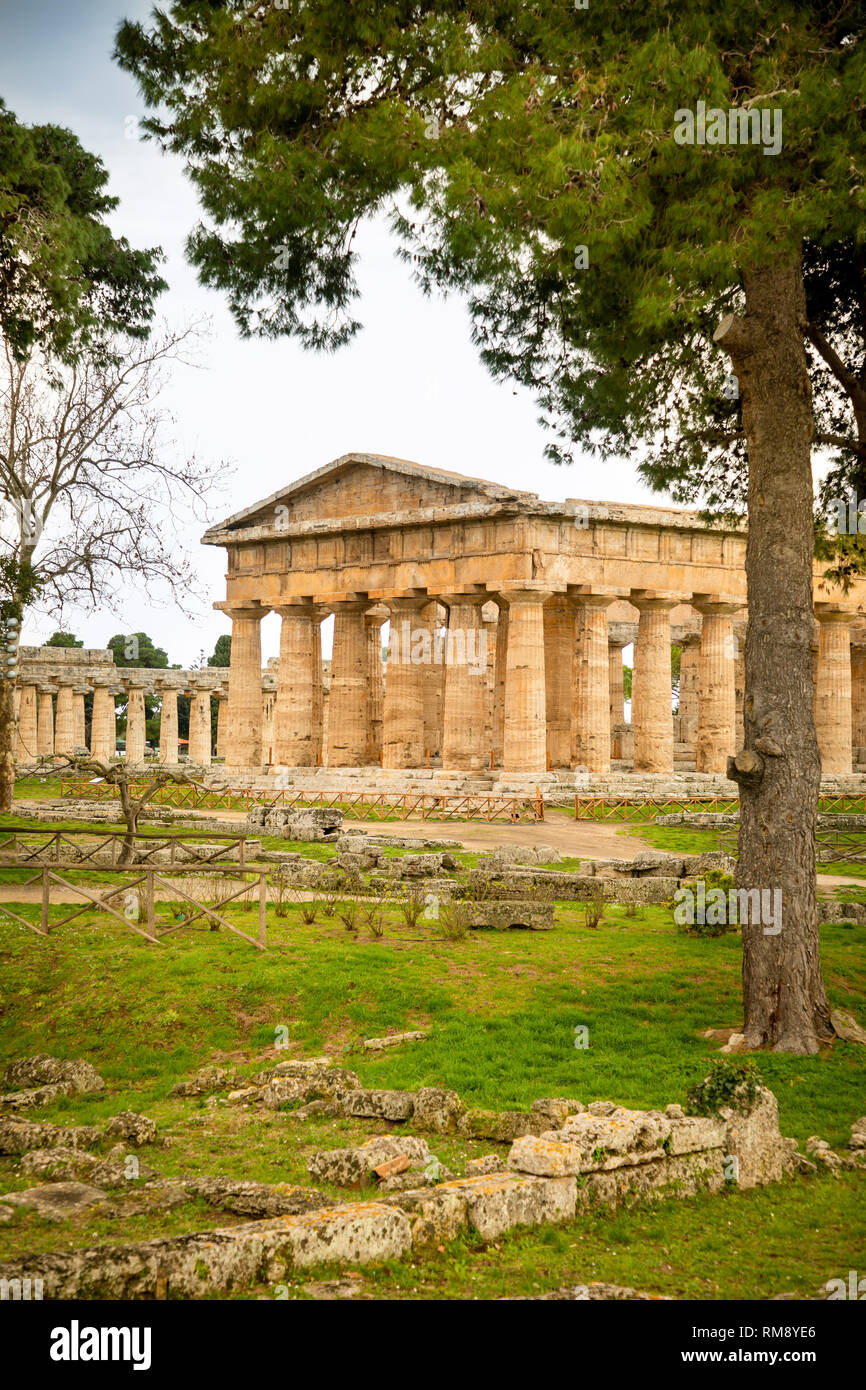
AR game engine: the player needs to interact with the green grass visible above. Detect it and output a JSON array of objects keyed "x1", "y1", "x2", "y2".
[{"x1": 1, "y1": 873, "x2": 864, "y2": 1299}]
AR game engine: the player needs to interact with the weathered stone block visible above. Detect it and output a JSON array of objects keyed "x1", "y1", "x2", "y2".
[
  {"x1": 341, "y1": 1089, "x2": 415, "y2": 1121},
  {"x1": 412, "y1": 1087, "x2": 465, "y2": 1134},
  {"x1": 454, "y1": 1173, "x2": 576, "y2": 1240},
  {"x1": 466, "y1": 901, "x2": 554, "y2": 931},
  {"x1": 0, "y1": 1181, "x2": 108, "y2": 1221},
  {"x1": 667, "y1": 1115, "x2": 726, "y2": 1155},
  {"x1": 0, "y1": 1119, "x2": 102, "y2": 1155},
  {"x1": 0, "y1": 1202, "x2": 412, "y2": 1297},
  {"x1": 4, "y1": 1055, "x2": 105, "y2": 1094},
  {"x1": 720, "y1": 1088, "x2": 792, "y2": 1188},
  {"x1": 104, "y1": 1112, "x2": 158, "y2": 1147},
  {"x1": 458, "y1": 1109, "x2": 550, "y2": 1141},
  {"x1": 531, "y1": 1097, "x2": 585, "y2": 1126},
  {"x1": 558, "y1": 1107, "x2": 672, "y2": 1157}
]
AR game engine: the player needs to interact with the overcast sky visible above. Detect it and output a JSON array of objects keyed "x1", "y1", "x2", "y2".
[{"x1": 1, "y1": 0, "x2": 670, "y2": 667}]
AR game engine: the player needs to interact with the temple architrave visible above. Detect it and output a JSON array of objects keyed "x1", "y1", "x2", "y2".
[{"x1": 16, "y1": 452, "x2": 866, "y2": 785}]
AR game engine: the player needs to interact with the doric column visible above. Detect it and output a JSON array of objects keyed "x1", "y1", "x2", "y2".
[
  {"x1": 382, "y1": 596, "x2": 427, "y2": 769},
  {"x1": 125, "y1": 684, "x2": 147, "y2": 764},
  {"x1": 215, "y1": 690, "x2": 229, "y2": 761},
  {"x1": 54, "y1": 683, "x2": 76, "y2": 757},
  {"x1": 214, "y1": 601, "x2": 266, "y2": 770},
  {"x1": 492, "y1": 598, "x2": 509, "y2": 766},
  {"x1": 326, "y1": 600, "x2": 371, "y2": 766},
  {"x1": 851, "y1": 643, "x2": 866, "y2": 753},
  {"x1": 441, "y1": 593, "x2": 490, "y2": 770},
  {"x1": 273, "y1": 604, "x2": 316, "y2": 766},
  {"x1": 157, "y1": 683, "x2": 179, "y2": 765},
  {"x1": 73, "y1": 688, "x2": 87, "y2": 752},
  {"x1": 677, "y1": 633, "x2": 700, "y2": 755},
  {"x1": 573, "y1": 592, "x2": 617, "y2": 774},
  {"x1": 544, "y1": 595, "x2": 574, "y2": 769},
  {"x1": 422, "y1": 601, "x2": 446, "y2": 760},
  {"x1": 500, "y1": 587, "x2": 552, "y2": 773},
  {"x1": 90, "y1": 682, "x2": 117, "y2": 762},
  {"x1": 815, "y1": 605, "x2": 853, "y2": 774},
  {"x1": 365, "y1": 607, "x2": 387, "y2": 764},
  {"x1": 16, "y1": 683, "x2": 38, "y2": 764},
  {"x1": 261, "y1": 691, "x2": 275, "y2": 765},
  {"x1": 693, "y1": 598, "x2": 740, "y2": 773},
  {"x1": 311, "y1": 612, "x2": 326, "y2": 765},
  {"x1": 631, "y1": 593, "x2": 677, "y2": 774},
  {"x1": 608, "y1": 639, "x2": 626, "y2": 728},
  {"x1": 482, "y1": 603, "x2": 498, "y2": 760},
  {"x1": 188, "y1": 686, "x2": 213, "y2": 766},
  {"x1": 734, "y1": 624, "x2": 746, "y2": 746},
  {"x1": 37, "y1": 687, "x2": 55, "y2": 756}
]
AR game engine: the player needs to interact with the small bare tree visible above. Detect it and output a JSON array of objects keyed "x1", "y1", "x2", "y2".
[
  {"x1": 47, "y1": 753, "x2": 204, "y2": 865},
  {"x1": 0, "y1": 324, "x2": 229, "y2": 809}
]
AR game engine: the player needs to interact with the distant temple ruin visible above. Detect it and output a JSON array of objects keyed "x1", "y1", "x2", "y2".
[{"x1": 18, "y1": 453, "x2": 866, "y2": 782}]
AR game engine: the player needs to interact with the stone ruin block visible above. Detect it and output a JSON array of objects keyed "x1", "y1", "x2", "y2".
[
  {"x1": 465, "y1": 901, "x2": 555, "y2": 931},
  {"x1": 247, "y1": 806, "x2": 342, "y2": 841},
  {"x1": 720, "y1": 1086, "x2": 793, "y2": 1188},
  {"x1": 341, "y1": 1089, "x2": 416, "y2": 1122},
  {"x1": 0, "y1": 1201, "x2": 413, "y2": 1298},
  {"x1": 385, "y1": 1171, "x2": 576, "y2": 1248},
  {"x1": 0, "y1": 1118, "x2": 103, "y2": 1155},
  {"x1": 458, "y1": 1108, "x2": 550, "y2": 1142}
]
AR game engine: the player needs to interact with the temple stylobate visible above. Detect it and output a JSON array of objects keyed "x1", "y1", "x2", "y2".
[{"x1": 202, "y1": 452, "x2": 866, "y2": 782}]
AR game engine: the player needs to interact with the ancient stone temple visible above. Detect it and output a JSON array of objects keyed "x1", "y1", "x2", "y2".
[{"x1": 201, "y1": 452, "x2": 866, "y2": 781}]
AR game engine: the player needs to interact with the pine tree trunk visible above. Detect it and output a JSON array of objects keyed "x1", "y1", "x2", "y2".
[{"x1": 715, "y1": 255, "x2": 832, "y2": 1053}]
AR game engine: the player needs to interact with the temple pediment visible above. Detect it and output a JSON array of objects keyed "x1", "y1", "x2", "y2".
[{"x1": 204, "y1": 452, "x2": 535, "y2": 541}]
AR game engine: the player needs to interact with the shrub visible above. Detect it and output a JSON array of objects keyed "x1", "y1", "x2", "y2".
[
  {"x1": 686, "y1": 1058, "x2": 762, "y2": 1117},
  {"x1": 337, "y1": 900, "x2": 360, "y2": 933},
  {"x1": 397, "y1": 884, "x2": 427, "y2": 929},
  {"x1": 583, "y1": 884, "x2": 606, "y2": 929},
  {"x1": 365, "y1": 906, "x2": 385, "y2": 938},
  {"x1": 436, "y1": 900, "x2": 470, "y2": 940},
  {"x1": 300, "y1": 902, "x2": 318, "y2": 925}
]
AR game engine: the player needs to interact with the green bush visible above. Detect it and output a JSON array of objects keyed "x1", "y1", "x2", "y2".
[{"x1": 686, "y1": 1058, "x2": 762, "y2": 1116}]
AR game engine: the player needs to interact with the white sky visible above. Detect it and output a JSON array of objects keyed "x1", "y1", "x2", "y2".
[{"x1": 0, "y1": 0, "x2": 676, "y2": 667}]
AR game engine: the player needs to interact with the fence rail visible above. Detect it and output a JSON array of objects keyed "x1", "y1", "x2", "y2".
[
  {"x1": 0, "y1": 864, "x2": 268, "y2": 950},
  {"x1": 574, "y1": 796, "x2": 741, "y2": 821},
  {"x1": 714, "y1": 828, "x2": 866, "y2": 861},
  {"x1": 58, "y1": 781, "x2": 545, "y2": 823},
  {"x1": 0, "y1": 826, "x2": 250, "y2": 868},
  {"x1": 574, "y1": 795, "x2": 866, "y2": 821}
]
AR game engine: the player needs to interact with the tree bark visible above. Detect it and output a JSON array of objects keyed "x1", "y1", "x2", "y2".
[
  {"x1": 0, "y1": 680, "x2": 15, "y2": 813},
  {"x1": 715, "y1": 254, "x2": 832, "y2": 1053}
]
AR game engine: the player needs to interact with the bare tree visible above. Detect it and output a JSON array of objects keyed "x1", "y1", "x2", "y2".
[
  {"x1": 0, "y1": 323, "x2": 229, "y2": 809},
  {"x1": 46, "y1": 753, "x2": 205, "y2": 866}
]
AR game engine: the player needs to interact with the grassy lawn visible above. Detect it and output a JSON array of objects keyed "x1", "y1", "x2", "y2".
[{"x1": 0, "y1": 889, "x2": 863, "y2": 1299}]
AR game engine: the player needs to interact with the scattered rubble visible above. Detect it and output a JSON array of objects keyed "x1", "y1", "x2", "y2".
[
  {"x1": 4, "y1": 1055, "x2": 105, "y2": 1094},
  {"x1": 362, "y1": 1030, "x2": 429, "y2": 1051},
  {"x1": 104, "y1": 1113, "x2": 159, "y2": 1147}
]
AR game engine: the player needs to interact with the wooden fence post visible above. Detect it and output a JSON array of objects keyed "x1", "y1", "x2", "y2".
[
  {"x1": 258, "y1": 872, "x2": 267, "y2": 947},
  {"x1": 41, "y1": 866, "x2": 49, "y2": 935},
  {"x1": 146, "y1": 868, "x2": 156, "y2": 941}
]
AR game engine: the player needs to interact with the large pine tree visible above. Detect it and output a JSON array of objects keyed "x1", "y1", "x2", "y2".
[{"x1": 116, "y1": 0, "x2": 866, "y2": 1051}]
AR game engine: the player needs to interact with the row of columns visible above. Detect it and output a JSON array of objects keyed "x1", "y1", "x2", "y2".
[
  {"x1": 14, "y1": 679, "x2": 226, "y2": 768},
  {"x1": 219, "y1": 590, "x2": 866, "y2": 777}
]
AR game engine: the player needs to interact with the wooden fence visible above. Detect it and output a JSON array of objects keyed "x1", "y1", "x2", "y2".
[
  {"x1": 59, "y1": 781, "x2": 545, "y2": 822},
  {"x1": 0, "y1": 827, "x2": 251, "y2": 867},
  {"x1": 0, "y1": 864, "x2": 268, "y2": 950},
  {"x1": 574, "y1": 795, "x2": 866, "y2": 821}
]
